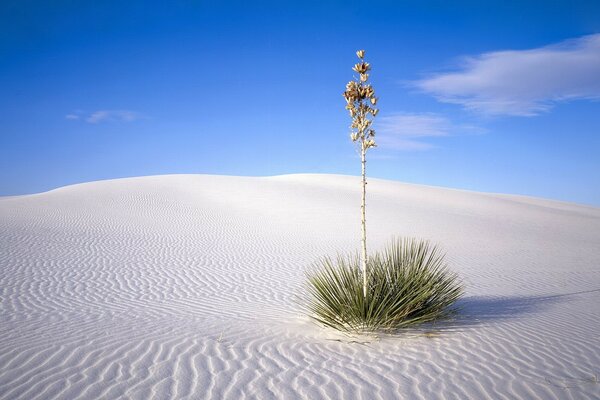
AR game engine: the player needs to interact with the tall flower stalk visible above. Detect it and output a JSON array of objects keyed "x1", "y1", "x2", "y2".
[{"x1": 343, "y1": 50, "x2": 379, "y2": 297}]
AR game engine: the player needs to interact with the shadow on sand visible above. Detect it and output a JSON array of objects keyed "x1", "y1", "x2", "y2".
[{"x1": 422, "y1": 288, "x2": 600, "y2": 333}]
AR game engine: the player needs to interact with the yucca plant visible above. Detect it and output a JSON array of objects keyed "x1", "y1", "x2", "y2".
[
  {"x1": 304, "y1": 51, "x2": 461, "y2": 333},
  {"x1": 305, "y1": 238, "x2": 463, "y2": 333}
]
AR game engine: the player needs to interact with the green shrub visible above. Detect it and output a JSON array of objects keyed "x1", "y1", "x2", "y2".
[{"x1": 305, "y1": 238, "x2": 463, "y2": 333}]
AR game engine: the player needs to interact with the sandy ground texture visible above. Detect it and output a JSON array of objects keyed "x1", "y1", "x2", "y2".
[{"x1": 1, "y1": 174, "x2": 599, "y2": 399}]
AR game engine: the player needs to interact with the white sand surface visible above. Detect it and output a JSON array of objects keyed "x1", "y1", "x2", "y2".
[{"x1": 1, "y1": 174, "x2": 599, "y2": 399}]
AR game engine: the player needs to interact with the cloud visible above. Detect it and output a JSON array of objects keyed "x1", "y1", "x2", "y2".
[
  {"x1": 65, "y1": 110, "x2": 144, "y2": 123},
  {"x1": 414, "y1": 34, "x2": 600, "y2": 116},
  {"x1": 376, "y1": 113, "x2": 481, "y2": 150},
  {"x1": 85, "y1": 110, "x2": 143, "y2": 123},
  {"x1": 375, "y1": 113, "x2": 484, "y2": 151},
  {"x1": 377, "y1": 113, "x2": 449, "y2": 150}
]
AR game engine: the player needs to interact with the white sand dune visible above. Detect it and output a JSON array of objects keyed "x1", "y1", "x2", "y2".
[{"x1": 1, "y1": 174, "x2": 599, "y2": 399}]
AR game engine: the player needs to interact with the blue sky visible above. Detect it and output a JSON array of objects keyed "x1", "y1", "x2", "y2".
[{"x1": 1, "y1": 1, "x2": 599, "y2": 205}]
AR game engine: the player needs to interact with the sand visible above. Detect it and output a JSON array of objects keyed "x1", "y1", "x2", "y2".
[{"x1": 0, "y1": 174, "x2": 599, "y2": 399}]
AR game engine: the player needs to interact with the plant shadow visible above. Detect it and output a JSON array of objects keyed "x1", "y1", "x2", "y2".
[{"x1": 414, "y1": 288, "x2": 600, "y2": 334}]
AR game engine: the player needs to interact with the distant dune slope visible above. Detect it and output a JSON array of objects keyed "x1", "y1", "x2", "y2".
[{"x1": 1, "y1": 174, "x2": 599, "y2": 399}]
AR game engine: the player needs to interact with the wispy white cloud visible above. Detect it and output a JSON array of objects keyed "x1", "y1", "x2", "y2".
[
  {"x1": 86, "y1": 110, "x2": 143, "y2": 123},
  {"x1": 414, "y1": 34, "x2": 600, "y2": 116},
  {"x1": 376, "y1": 113, "x2": 482, "y2": 150},
  {"x1": 65, "y1": 110, "x2": 144, "y2": 123}
]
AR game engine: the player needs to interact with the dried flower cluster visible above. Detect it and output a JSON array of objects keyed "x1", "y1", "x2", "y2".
[{"x1": 343, "y1": 50, "x2": 379, "y2": 150}]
